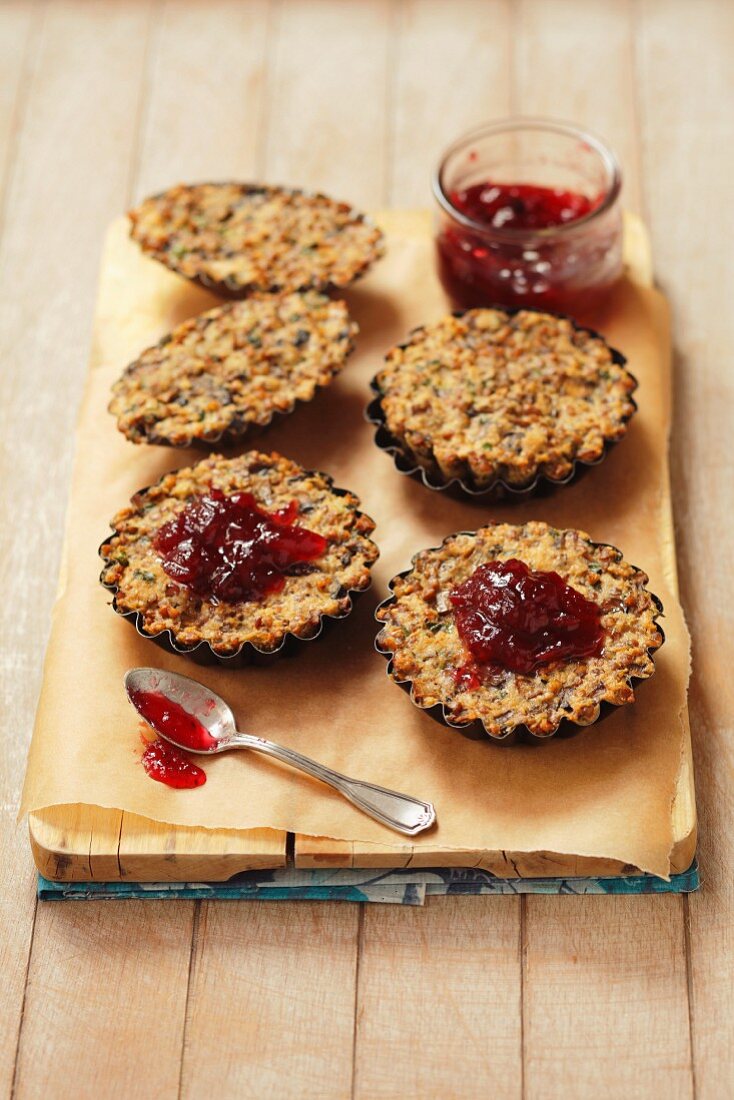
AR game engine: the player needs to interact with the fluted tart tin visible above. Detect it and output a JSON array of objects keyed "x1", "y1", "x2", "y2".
[
  {"x1": 368, "y1": 306, "x2": 637, "y2": 501},
  {"x1": 128, "y1": 182, "x2": 385, "y2": 299},
  {"x1": 99, "y1": 452, "x2": 379, "y2": 668},
  {"x1": 109, "y1": 291, "x2": 358, "y2": 449},
  {"x1": 374, "y1": 523, "x2": 664, "y2": 744}
]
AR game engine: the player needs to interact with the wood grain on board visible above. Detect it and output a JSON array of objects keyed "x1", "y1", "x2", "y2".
[{"x1": 28, "y1": 208, "x2": 695, "y2": 884}]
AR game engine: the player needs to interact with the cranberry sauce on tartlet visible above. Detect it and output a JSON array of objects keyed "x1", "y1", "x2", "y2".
[
  {"x1": 99, "y1": 452, "x2": 379, "y2": 664},
  {"x1": 449, "y1": 558, "x2": 605, "y2": 678},
  {"x1": 375, "y1": 522, "x2": 664, "y2": 742},
  {"x1": 152, "y1": 488, "x2": 328, "y2": 603}
]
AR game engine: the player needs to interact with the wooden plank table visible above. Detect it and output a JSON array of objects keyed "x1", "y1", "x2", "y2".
[{"x1": 1, "y1": 1, "x2": 731, "y2": 1095}]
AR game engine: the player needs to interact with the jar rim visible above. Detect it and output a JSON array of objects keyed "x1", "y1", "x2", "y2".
[{"x1": 432, "y1": 117, "x2": 622, "y2": 240}]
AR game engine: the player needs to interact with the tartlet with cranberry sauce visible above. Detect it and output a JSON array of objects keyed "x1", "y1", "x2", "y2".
[
  {"x1": 99, "y1": 452, "x2": 379, "y2": 665},
  {"x1": 109, "y1": 291, "x2": 357, "y2": 447},
  {"x1": 375, "y1": 522, "x2": 664, "y2": 742},
  {"x1": 369, "y1": 307, "x2": 637, "y2": 498},
  {"x1": 128, "y1": 182, "x2": 384, "y2": 297}
]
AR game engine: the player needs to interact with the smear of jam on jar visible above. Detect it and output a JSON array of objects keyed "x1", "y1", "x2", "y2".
[
  {"x1": 449, "y1": 181, "x2": 600, "y2": 231},
  {"x1": 130, "y1": 688, "x2": 217, "y2": 751},
  {"x1": 436, "y1": 179, "x2": 611, "y2": 313},
  {"x1": 449, "y1": 558, "x2": 604, "y2": 679},
  {"x1": 153, "y1": 488, "x2": 327, "y2": 602},
  {"x1": 141, "y1": 739, "x2": 207, "y2": 789}
]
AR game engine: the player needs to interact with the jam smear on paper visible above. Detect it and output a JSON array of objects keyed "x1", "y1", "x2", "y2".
[{"x1": 140, "y1": 738, "x2": 207, "y2": 789}]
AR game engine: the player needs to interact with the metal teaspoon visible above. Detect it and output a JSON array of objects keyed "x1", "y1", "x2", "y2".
[{"x1": 125, "y1": 667, "x2": 436, "y2": 837}]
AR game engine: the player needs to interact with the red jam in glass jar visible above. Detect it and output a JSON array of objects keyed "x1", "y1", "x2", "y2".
[{"x1": 433, "y1": 119, "x2": 623, "y2": 318}]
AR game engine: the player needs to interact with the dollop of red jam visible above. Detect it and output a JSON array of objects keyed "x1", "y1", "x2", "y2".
[
  {"x1": 449, "y1": 181, "x2": 600, "y2": 231},
  {"x1": 141, "y1": 739, "x2": 207, "y2": 789},
  {"x1": 130, "y1": 688, "x2": 217, "y2": 751},
  {"x1": 153, "y1": 488, "x2": 328, "y2": 603},
  {"x1": 436, "y1": 179, "x2": 615, "y2": 313},
  {"x1": 453, "y1": 663, "x2": 482, "y2": 691},
  {"x1": 449, "y1": 558, "x2": 604, "y2": 676}
]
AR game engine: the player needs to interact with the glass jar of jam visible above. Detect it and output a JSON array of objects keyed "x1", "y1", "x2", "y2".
[{"x1": 433, "y1": 119, "x2": 623, "y2": 317}]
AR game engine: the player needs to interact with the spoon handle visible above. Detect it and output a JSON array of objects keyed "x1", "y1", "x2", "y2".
[{"x1": 231, "y1": 733, "x2": 436, "y2": 836}]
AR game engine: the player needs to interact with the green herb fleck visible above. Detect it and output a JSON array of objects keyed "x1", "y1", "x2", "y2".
[
  {"x1": 426, "y1": 620, "x2": 448, "y2": 634},
  {"x1": 134, "y1": 569, "x2": 156, "y2": 583}
]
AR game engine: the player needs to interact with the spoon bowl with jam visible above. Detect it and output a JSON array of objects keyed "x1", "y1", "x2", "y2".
[{"x1": 125, "y1": 667, "x2": 436, "y2": 836}]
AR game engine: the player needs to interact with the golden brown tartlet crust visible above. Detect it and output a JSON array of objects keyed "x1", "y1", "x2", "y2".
[
  {"x1": 100, "y1": 452, "x2": 379, "y2": 657},
  {"x1": 128, "y1": 182, "x2": 384, "y2": 296},
  {"x1": 375, "y1": 522, "x2": 663, "y2": 740},
  {"x1": 373, "y1": 308, "x2": 637, "y2": 492},
  {"x1": 108, "y1": 291, "x2": 357, "y2": 447}
]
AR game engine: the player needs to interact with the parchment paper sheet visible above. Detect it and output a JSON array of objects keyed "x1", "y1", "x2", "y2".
[{"x1": 21, "y1": 211, "x2": 690, "y2": 877}]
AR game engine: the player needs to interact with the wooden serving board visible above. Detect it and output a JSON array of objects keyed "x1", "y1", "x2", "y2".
[
  {"x1": 28, "y1": 214, "x2": 696, "y2": 883},
  {"x1": 31, "y1": 749, "x2": 695, "y2": 881}
]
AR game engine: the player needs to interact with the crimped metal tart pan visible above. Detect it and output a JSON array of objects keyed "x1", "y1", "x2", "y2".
[
  {"x1": 109, "y1": 291, "x2": 357, "y2": 449},
  {"x1": 128, "y1": 182, "x2": 385, "y2": 298},
  {"x1": 102, "y1": 578, "x2": 372, "y2": 668},
  {"x1": 374, "y1": 524, "x2": 664, "y2": 744},
  {"x1": 99, "y1": 453, "x2": 379, "y2": 668},
  {"x1": 367, "y1": 307, "x2": 637, "y2": 501}
]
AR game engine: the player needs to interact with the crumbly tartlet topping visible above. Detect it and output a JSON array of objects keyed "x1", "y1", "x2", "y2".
[
  {"x1": 109, "y1": 291, "x2": 357, "y2": 447},
  {"x1": 375, "y1": 522, "x2": 663, "y2": 739},
  {"x1": 128, "y1": 183, "x2": 384, "y2": 295},
  {"x1": 373, "y1": 309, "x2": 637, "y2": 490},
  {"x1": 100, "y1": 452, "x2": 379, "y2": 656}
]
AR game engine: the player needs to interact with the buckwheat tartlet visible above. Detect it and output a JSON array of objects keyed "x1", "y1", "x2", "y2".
[
  {"x1": 128, "y1": 182, "x2": 384, "y2": 297},
  {"x1": 109, "y1": 291, "x2": 357, "y2": 447},
  {"x1": 369, "y1": 308, "x2": 637, "y2": 497},
  {"x1": 100, "y1": 452, "x2": 379, "y2": 665},
  {"x1": 375, "y1": 522, "x2": 663, "y2": 742}
]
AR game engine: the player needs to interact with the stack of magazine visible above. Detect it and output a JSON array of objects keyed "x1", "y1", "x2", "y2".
[{"x1": 39, "y1": 862, "x2": 698, "y2": 904}]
